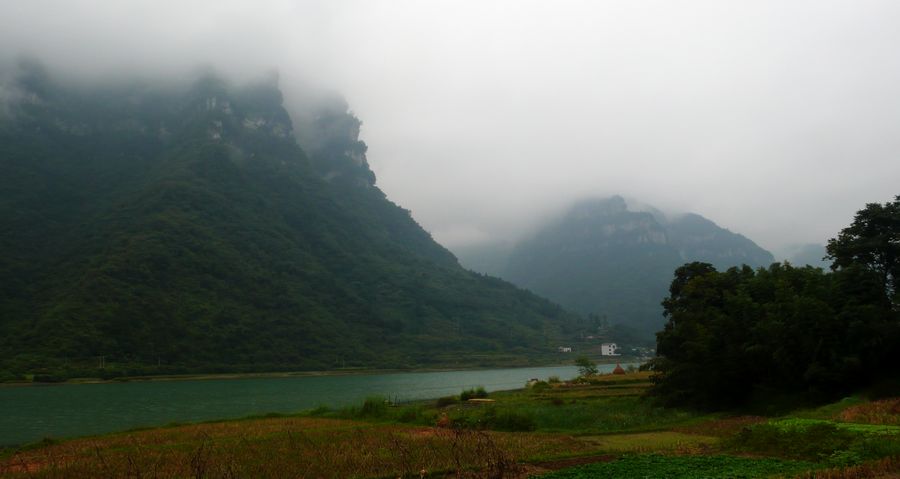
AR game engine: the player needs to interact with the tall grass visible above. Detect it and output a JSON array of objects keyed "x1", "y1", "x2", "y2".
[
  {"x1": 0, "y1": 417, "x2": 594, "y2": 478},
  {"x1": 837, "y1": 399, "x2": 900, "y2": 426}
]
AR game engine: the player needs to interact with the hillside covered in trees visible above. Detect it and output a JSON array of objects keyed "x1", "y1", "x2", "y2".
[
  {"x1": 651, "y1": 196, "x2": 900, "y2": 409},
  {"x1": 0, "y1": 63, "x2": 580, "y2": 379}
]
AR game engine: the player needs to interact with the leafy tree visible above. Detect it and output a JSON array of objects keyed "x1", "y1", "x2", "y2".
[
  {"x1": 827, "y1": 195, "x2": 900, "y2": 308},
  {"x1": 575, "y1": 356, "x2": 598, "y2": 377},
  {"x1": 651, "y1": 196, "x2": 900, "y2": 409}
]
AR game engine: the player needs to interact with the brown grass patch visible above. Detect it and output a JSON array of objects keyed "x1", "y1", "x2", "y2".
[
  {"x1": 837, "y1": 399, "x2": 900, "y2": 426},
  {"x1": 515, "y1": 454, "x2": 616, "y2": 478},
  {"x1": 0, "y1": 417, "x2": 597, "y2": 478}
]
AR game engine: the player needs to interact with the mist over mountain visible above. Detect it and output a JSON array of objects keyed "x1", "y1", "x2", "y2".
[
  {"x1": 0, "y1": 62, "x2": 579, "y2": 377},
  {"x1": 782, "y1": 243, "x2": 832, "y2": 269},
  {"x1": 455, "y1": 196, "x2": 774, "y2": 335},
  {"x1": 452, "y1": 241, "x2": 514, "y2": 279}
]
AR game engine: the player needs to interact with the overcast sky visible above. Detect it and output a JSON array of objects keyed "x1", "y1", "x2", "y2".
[{"x1": 2, "y1": 1, "x2": 899, "y2": 256}]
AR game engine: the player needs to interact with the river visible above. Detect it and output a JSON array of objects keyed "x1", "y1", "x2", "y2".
[{"x1": 0, "y1": 363, "x2": 632, "y2": 446}]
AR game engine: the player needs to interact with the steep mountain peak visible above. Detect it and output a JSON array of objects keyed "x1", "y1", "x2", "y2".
[
  {"x1": 0, "y1": 65, "x2": 578, "y2": 376},
  {"x1": 291, "y1": 90, "x2": 376, "y2": 188}
]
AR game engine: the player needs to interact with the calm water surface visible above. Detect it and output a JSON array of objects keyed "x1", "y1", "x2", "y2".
[{"x1": 0, "y1": 364, "x2": 629, "y2": 446}]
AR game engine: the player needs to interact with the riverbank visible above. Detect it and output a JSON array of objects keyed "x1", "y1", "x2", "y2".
[
  {"x1": 1, "y1": 356, "x2": 644, "y2": 387},
  {"x1": 3, "y1": 364, "x2": 640, "y2": 446},
  {"x1": 4, "y1": 371, "x2": 898, "y2": 478}
]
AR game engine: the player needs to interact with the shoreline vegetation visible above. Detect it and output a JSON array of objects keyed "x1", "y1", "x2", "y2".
[
  {"x1": 2, "y1": 370, "x2": 898, "y2": 478},
  {"x1": 0, "y1": 357, "x2": 641, "y2": 388}
]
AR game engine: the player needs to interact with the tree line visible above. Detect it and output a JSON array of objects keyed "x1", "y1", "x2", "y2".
[{"x1": 650, "y1": 196, "x2": 899, "y2": 409}]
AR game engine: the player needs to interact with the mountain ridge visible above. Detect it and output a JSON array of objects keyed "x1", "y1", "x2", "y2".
[
  {"x1": 455, "y1": 195, "x2": 774, "y2": 335},
  {"x1": 0, "y1": 63, "x2": 579, "y2": 378}
]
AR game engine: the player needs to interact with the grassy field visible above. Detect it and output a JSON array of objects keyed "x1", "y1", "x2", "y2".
[
  {"x1": 538, "y1": 454, "x2": 818, "y2": 479},
  {"x1": 2, "y1": 371, "x2": 899, "y2": 478}
]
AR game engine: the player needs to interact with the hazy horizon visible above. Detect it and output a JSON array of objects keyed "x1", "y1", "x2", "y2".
[{"x1": 2, "y1": 1, "x2": 899, "y2": 257}]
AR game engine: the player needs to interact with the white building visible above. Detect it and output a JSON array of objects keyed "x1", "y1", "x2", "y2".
[
  {"x1": 557, "y1": 346, "x2": 572, "y2": 353},
  {"x1": 601, "y1": 343, "x2": 620, "y2": 356}
]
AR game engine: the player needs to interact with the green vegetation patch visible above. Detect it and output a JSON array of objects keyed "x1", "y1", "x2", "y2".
[
  {"x1": 728, "y1": 419, "x2": 900, "y2": 465},
  {"x1": 494, "y1": 395, "x2": 698, "y2": 434},
  {"x1": 536, "y1": 454, "x2": 816, "y2": 479},
  {"x1": 769, "y1": 418, "x2": 900, "y2": 436},
  {"x1": 322, "y1": 374, "x2": 704, "y2": 435},
  {"x1": 580, "y1": 431, "x2": 718, "y2": 453}
]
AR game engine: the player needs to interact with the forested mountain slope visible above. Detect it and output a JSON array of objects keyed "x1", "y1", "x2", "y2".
[{"x1": 0, "y1": 64, "x2": 576, "y2": 378}]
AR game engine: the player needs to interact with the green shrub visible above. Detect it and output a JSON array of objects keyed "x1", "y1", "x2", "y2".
[
  {"x1": 531, "y1": 381, "x2": 550, "y2": 392},
  {"x1": 338, "y1": 396, "x2": 391, "y2": 419},
  {"x1": 575, "y1": 356, "x2": 598, "y2": 377},
  {"x1": 98, "y1": 369, "x2": 124, "y2": 380},
  {"x1": 452, "y1": 407, "x2": 536, "y2": 432},
  {"x1": 848, "y1": 436, "x2": 900, "y2": 462},
  {"x1": 360, "y1": 396, "x2": 389, "y2": 417},
  {"x1": 489, "y1": 410, "x2": 537, "y2": 431},
  {"x1": 728, "y1": 422, "x2": 856, "y2": 461},
  {"x1": 397, "y1": 406, "x2": 427, "y2": 423},
  {"x1": 548, "y1": 375, "x2": 561, "y2": 383},
  {"x1": 307, "y1": 405, "x2": 331, "y2": 416},
  {"x1": 0, "y1": 371, "x2": 23, "y2": 382},
  {"x1": 436, "y1": 396, "x2": 458, "y2": 407},
  {"x1": 32, "y1": 374, "x2": 65, "y2": 383},
  {"x1": 460, "y1": 386, "x2": 488, "y2": 401}
]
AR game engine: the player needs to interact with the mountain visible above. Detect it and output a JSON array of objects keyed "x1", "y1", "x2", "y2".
[
  {"x1": 666, "y1": 212, "x2": 774, "y2": 270},
  {"x1": 0, "y1": 63, "x2": 577, "y2": 379},
  {"x1": 458, "y1": 196, "x2": 773, "y2": 336},
  {"x1": 783, "y1": 243, "x2": 832, "y2": 269},
  {"x1": 453, "y1": 241, "x2": 514, "y2": 278}
]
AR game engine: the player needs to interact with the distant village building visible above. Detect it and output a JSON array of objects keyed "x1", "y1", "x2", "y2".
[
  {"x1": 601, "y1": 343, "x2": 620, "y2": 356},
  {"x1": 557, "y1": 346, "x2": 573, "y2": 353}
]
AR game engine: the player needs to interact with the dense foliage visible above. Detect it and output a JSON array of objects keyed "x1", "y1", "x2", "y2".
[
  {"x1": 0, "y1": 62, "x2": 578, "y2": 379},
  {"x1": 651, "y1": 197, "x2": 900, "y2": 409}
]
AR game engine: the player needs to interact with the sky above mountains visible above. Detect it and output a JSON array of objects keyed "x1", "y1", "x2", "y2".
[{"x1": 2, "y1": 1, "x2": 899, "y2": 256}]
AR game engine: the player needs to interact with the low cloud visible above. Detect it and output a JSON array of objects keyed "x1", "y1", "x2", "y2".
[{"x1": 2, "y1": 1, "x2": 899, "y2": 252}]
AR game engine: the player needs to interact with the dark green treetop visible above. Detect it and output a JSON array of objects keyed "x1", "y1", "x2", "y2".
[
  {"x1": 651, "y1": 196, "x2": 900, "y2": 410},
  {"x1": 827, "y1": 195, "x2": 900, "y2": 308}
]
